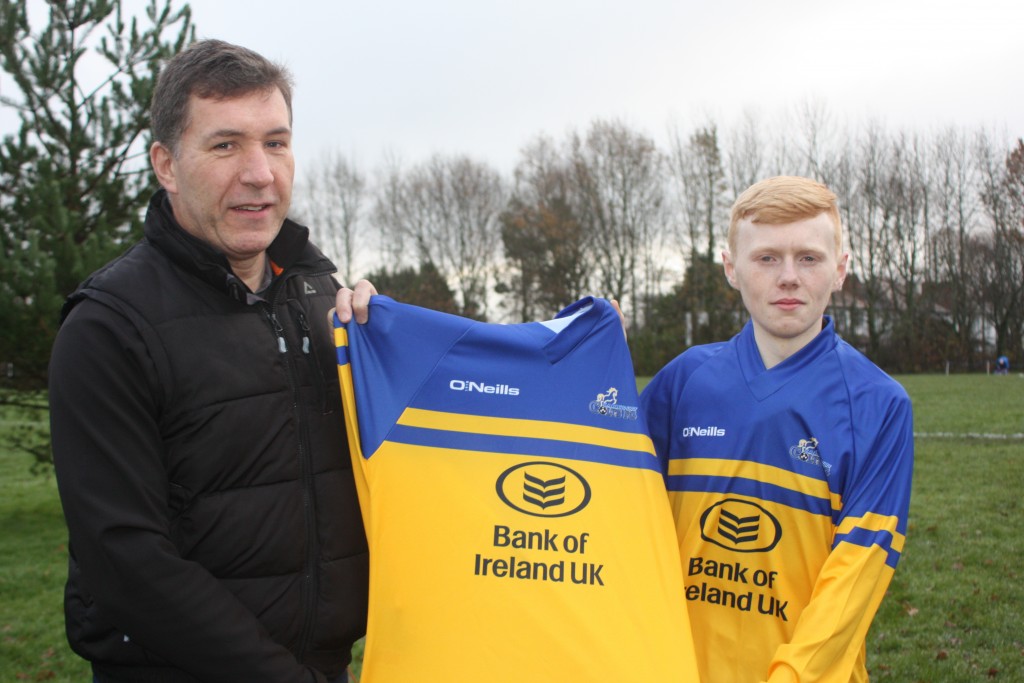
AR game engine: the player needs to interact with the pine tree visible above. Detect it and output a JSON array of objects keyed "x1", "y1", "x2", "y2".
[{"x1": 0, "y1": 0, "x2": 193, "y2": 387}]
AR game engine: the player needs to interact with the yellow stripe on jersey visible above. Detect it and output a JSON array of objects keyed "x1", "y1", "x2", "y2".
[
  {"x1": 668, "y1": 456, "x2": 841, "y2": 513},
  {"x1": 398, "y1": 407, "x2": 656, "y2": 455}
]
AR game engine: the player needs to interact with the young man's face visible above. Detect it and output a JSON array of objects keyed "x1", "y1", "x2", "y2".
[
  {"x1": 723, "y1": 212, "x2": 848, "y2": 364},
  {"x1": 150, "y1": 88, "x2": 294, "y2": 268}
]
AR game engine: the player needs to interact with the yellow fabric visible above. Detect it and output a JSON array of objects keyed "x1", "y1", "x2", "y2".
[
  {"x1": 336, "y1": 324, "x2": 698, "y2": 683},
  {"x1": 671, "y1": 457, "x2": 901, "y2": 682}
]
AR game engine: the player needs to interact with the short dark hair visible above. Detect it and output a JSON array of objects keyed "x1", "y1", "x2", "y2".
[{"x1": 151, "y1": 39, "x2": 293, "y2": 153}]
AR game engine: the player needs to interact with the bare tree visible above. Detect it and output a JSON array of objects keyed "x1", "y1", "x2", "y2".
[
  {"x1": 370, "y1": 153, "x2": 505, "y2": 319},
  {"x1": 567, "y1": 119, "x2": 666, "y2": 329},
  {"x1": 666, "y1": 122, "x2": 735, "y2": 343},
  {"x1": 499, "y1": 136, "x2": 590, "y2": 321},
  {"x1": 293, "y1": 151, "x2": 366, "y2": 286},
  {"x1": 668, "y1": 123, "x2": 729, "y2": 260},
  {"x1": 793, "y1": 98, "x2": 838, "y2": 178},
  {"x1": 976, "y1": 133, "x2": 1024, "y2": 364},
  {"x1": 843, "y1": 122, "x2": 896, "y2": 356},
  {"x1": 725, "y1": 109, "x2": 765, "y2": 197},
  {"x1": 880, "y1": 132, "x2": 933, "y2": 369},
  {"x1": 372, "y1": 153, "x2": 412, "y2": 270},
  {"x1": 1002, "y1": 139, "x2": 1024, "y2": 364},
  {"x1": 930, "y1": 127, "x2": 982, "y2": 369}
]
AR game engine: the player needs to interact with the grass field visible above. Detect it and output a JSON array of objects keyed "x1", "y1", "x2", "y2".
[
  {"x1": 1, "y1": 374, "x2": 1022, "y2": 681},
  {"x1": 867, "y1": 374, "x2": 1024, "y2": 681},
  {"x1": 0, "y1": 441, "x2": 87, "y2": 680}
]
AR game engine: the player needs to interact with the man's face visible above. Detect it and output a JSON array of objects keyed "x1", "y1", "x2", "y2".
[
  {"x1": 150, "y1": 88, "x2": 294, "y2": 267},
  {"x1": 723, "y1": 212, "x2": 848, "y2": 361}
]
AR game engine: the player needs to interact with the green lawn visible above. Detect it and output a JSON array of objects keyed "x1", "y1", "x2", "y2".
[
  {"x1": 0, "y1": 451, "x2": 88, "y2": 681},
  {"x1": 2, "y1": 373, "x2": 1022, "y2": 681},
  {"x1": 868, "y1": 374, "x2": 1024, "y2": 681}
]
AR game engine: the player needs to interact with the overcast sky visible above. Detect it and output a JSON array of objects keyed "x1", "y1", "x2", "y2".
[
  {"x1": 185, "y1": 0, "x2": 1024, "y2": 180},
  {"x1": 3, "y1": 0, "x2": 1022, "y2": 183}
]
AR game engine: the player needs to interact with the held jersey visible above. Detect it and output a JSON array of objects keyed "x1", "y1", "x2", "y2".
[
  {"x1": 642, "y1": 318, "x2": 913, "y2": 683},
  {"x1": 334, "y1": 296, "x2": 697, "y2": 683}
]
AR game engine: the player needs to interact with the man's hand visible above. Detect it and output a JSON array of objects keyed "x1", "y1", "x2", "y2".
[{"x1": 334, "y1": 279, "x2": 378, "y2": 325}]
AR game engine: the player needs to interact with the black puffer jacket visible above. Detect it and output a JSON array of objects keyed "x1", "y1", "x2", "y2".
[{"x1": 49, "y1": 191, "x2": 368, "y2": 683}]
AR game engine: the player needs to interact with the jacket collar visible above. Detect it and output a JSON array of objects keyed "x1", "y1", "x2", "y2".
[{"x1": 144, "y1": 189, "x2": 335, "y2": 302}]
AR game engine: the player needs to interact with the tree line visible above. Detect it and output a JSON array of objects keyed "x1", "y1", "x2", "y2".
[{"x1": 294, "y1": 115, "x2": 1024, "y2": 376}]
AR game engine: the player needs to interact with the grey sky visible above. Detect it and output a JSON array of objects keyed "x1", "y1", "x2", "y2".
[
  {"x1": 189, "y1": 0, "x2": 1024, "y2": 180},
  {"x1": 3, "y1": 0, "x2": 1022, "y2": 181}
]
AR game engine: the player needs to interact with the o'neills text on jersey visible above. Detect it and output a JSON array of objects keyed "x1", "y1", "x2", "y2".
[
  {"x1": 682, "y1": 425, "x2": 726, "y2": 437},
  {"x1": 449, "y1": 379, "x2": 520, "y2": 396}
]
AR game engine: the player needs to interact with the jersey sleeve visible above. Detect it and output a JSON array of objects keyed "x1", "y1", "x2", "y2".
[
  {"x1": 334, "y1": 297, "x2": 476, "y2": 521},
  {"x1": 335, "y1": 296, "x2": 474, "y2": 456},
  {"x1": 763, "y1": 386, "x2": 914, "y2": 682}
]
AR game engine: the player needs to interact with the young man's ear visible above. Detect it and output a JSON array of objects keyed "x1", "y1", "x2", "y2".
[
  {"x1": 150, "y1": 142, "x2": 178, "y2": 194},
  {"x1": 833, "y1": 253, "x2": 850, "y2": 292},
  {"x1": 722, "y1": 250, "x2": 739, "y2": 289}
]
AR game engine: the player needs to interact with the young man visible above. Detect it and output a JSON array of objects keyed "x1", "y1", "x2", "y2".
[
  {"x1": 642, "y1": 176, "x2": 913, "y2": 682},
  {"x1": 49, "y1": 41, "x2": 368, "y2": 682}
]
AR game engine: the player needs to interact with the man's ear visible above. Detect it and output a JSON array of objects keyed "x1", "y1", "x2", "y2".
[
  {"x1": 722, "y1": 250, "x2": 738, "y2": 289},
  {"x1": 834, "y1": 252, "x2": 850, "y2": 291},
  {"x1": 150, "y1": 142, "x2": 178, "y2": 194}
]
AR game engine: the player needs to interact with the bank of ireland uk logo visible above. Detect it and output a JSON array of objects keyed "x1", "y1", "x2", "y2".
[
  {"x1": 789, "y1": 436, "x2": 832, "y2": 476},
  {"x1": 496, "y1": 462, "x2": 592, "y2": 518},
  {"x1": 588, "y1": 386, "x2": 638, "y2": 420},
  {"x1": 699, "y1": 499, "x2": 782, "y2": 553}
]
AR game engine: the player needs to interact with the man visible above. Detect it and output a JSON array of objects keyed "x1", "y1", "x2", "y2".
[
  {"x1": 642, "y1": 176, "x2": 913, "y2": 682},
  {"x1": 49, "y1": 40, "x2": 368, "y2": 682}
]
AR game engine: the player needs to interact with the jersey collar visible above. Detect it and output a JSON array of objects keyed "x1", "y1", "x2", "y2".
[{"x1": 541, "y1": 296, "x2": 605, "y2": 364}]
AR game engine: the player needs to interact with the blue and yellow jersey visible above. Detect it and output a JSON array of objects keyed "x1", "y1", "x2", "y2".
[
  {"x1": 642, "y1": 317, "x2": 913, "y2": 683},
  {"x1": 334, "y1": 296, "x2": 697, "y2": 683}
]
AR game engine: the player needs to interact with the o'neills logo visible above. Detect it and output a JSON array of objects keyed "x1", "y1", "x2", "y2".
[
  {"x1": 682, "y1": 425, "x2": 726, "y2": 438},
  {"x1": 496, "y1": 462, "x2": 591, "y2": 518},
  {"x1": 449, "y1": 379, "x2": 520, "y2": 396}
]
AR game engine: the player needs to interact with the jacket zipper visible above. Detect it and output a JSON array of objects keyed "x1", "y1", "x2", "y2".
[
  {"x1": 294, "y1": 309, "x2": 329, "y2": 414},
  {"x1": 262, "y1": 292, "x2": 320, "y2": 661}
]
